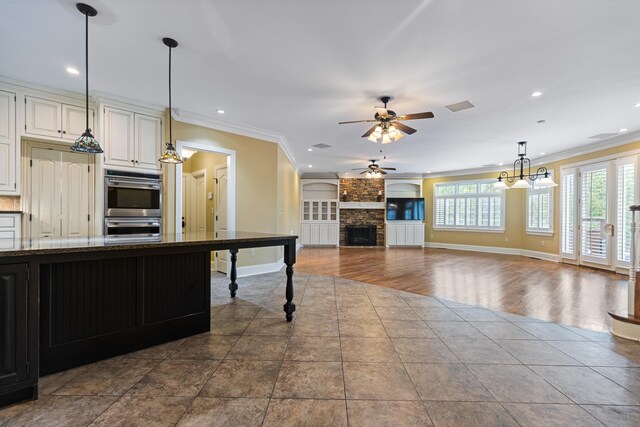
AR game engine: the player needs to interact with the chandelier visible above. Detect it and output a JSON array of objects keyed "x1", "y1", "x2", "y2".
[
  {"x1": 493, "y1": 141, "x2": 557, "y2": 190},
  {"x1": 367, "y1": 122, "x2": 404, "y2": 144}
]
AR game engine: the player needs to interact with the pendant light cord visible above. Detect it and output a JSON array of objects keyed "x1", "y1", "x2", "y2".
[
  {"x1": 85, "y1": 11, "x2": 89, "y2": 132},
  {"x1": 168, "y1": 44, "x2": 173, "y2": 145}
]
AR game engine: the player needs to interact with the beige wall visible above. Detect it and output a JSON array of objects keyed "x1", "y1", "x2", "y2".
[
  {"x1": 275, "y1": 147, "x2": 301, "y2": 259},
  {"x1": 163, "y1": 117, "x2": 300, "y2": 267},
  {"x1": 425, "y1": 140, "x2": 640, "y2": 255}
]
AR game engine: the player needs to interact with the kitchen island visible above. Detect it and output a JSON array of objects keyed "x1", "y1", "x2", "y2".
[{"x1": 0, "y1": 231, "x2": 297, "y2": 407}]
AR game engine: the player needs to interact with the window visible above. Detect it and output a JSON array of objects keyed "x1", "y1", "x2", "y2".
[
  {"x1": 616, "y1": 157, "x2": 636, "y2": 265},
  {"x1": 560, "y1": 168, "x2": 576, "y2": 258},
  {"x1": 434, "y1": 180, "x2": 504, "y2": 231},
  {"x1": 526, "y1": 173, "x2": 554, "y2": 234}
]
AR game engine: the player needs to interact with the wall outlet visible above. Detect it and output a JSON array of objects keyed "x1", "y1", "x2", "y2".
[
  {"x1": 504, "y1": 237, "x2": 509, "y2": 242},
  {"x1": 250, "y1": 248, "x2": 256, "y2": 256}
]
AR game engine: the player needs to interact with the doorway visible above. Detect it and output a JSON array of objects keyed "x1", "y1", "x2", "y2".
[
  {"x1": 27, "y1": 142, "x2": 94, "y2": 239},
  {"x1": 175, "y1": 141, "x2": 236, "y2": 275},
  {"x1": 561, "y1": 156, "x2": 637, "y2": 271}
]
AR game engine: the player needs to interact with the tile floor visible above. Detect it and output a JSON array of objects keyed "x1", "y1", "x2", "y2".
[{"x1": 1, "y1": 272, "x2": 640, "y2": 426}]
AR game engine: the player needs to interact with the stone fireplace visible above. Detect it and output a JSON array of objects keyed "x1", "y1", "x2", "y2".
[{"x1": 339, "y1": 178, "x2": 385, "y2": 247}]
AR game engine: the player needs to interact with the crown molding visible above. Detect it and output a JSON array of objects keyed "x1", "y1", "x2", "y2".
[
  {"x1": 425, "y1": 130, "x2": 640, "y2": 179},
  {"x1": 172, "y1": 108, "x2": 301, "y2": 176}
]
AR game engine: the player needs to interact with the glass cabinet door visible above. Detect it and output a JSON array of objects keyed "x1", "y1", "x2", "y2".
[
  {"x1": 321, "y1": 202, "x2": 328, "y2": 221},
  {"x1": 330, "y1": 202, "x2": 337, "y2": 221},
  {"x1": 312, "y1": 202, "x2": 319, "y2": 221},
  {"x1": 303, "y1": 201, "x2": 310, "y2": 221}
]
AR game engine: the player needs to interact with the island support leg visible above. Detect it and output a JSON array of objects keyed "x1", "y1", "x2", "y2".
[
  {"x1": 228, "y1": 249, "x2": 238, "y2": 298},
  {"x1": 283, "y1": 239, "x2": 297, "y2": 322}
]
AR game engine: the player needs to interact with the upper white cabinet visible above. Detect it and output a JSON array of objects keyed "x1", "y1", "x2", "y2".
[
  {"x1": 25, "y1": 96, "x2": 94, "y2": 141},
  {"x1": 0, "y1": 90, "x2": 17, "y2": 194},
  {"x1": 102, "y1": 106, "x2": 162, "y2": 171}
]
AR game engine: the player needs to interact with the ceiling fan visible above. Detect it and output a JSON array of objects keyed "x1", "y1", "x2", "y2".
[
  {"x1": 339, "y1": 96, "x2": 434, "y2": 144},
  {"x1": 352, "y1": 159, "x2": 396, "y2": 176}
]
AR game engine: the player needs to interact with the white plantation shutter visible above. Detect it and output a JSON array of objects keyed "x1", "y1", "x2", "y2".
[
  {"x1": 580, "y1": 165, "x2": 608, "y2": 260},
  {"x1": 561, "y1": 168, "x2": 576, "y2": 258},
  {"x1": 433, "y1": 180, "x2": 504, "y2": 231},
  {"x1": 616, "y1": 158, "x2": 636, "y2": 265},
  {"x1": 526, "y1": 173, "x2": 554, "y2": 234}
]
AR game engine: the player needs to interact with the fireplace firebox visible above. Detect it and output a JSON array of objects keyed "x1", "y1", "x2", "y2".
[{"x1": 345, "y1": 225, "x2": 377, "y2": 246}]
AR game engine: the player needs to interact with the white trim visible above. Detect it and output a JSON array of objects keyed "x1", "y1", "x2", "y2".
[
  {"x1": 611, "y1": 318, "x2": 640, "y2": 341},
  {"x1": 432, "y1": 227, "x2": 505, "y2": 233},
  {"x1": 174, "y1": 141, "x2": 236, "y2": 234},
  {"x1": 424, "y1": 241, "x2": 561, "y2": 262},
  {"x1": 526, "y1": 231, "x2": 555, "y2": 237},
  {"x1": 172, "y1": 109, "x2": 301, "y2": 176}
]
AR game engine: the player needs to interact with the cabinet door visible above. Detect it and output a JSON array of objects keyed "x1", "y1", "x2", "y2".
[
  {"x1": 300, "y1": 223, "x2": 311, "y2": 244},
  {"x1": 312, "y1": 202, "x2": 319, "y2": 221},
  {"x1": 25, "y1": 97, "x2": 61, "y2": 138},
  {"x1": 0, "y1": 263, "x2": 29, "y2": 387},
  {"x1": 302, "y1": 201, "x2": 310, "y2": 221},
  {"x1": 415, "y1": 225, "x2": 424, "y2": 246},
  {"x1": 330, "y1": 202, "x2": 337, "y2": 221},
  {"x1": 103, "y1": 107, "x2": 135, "y2": 167},
  {"x1": 319, "y1": 223, "x2": 330, "y2": 244},
  {"x1": 0, "y1": 91, "x2": 16, "y2": 193},
  {"x1": 62, "y1": 104, "x2": 94, "y2": 141},
  {"x1": 396, "y1": 225, "x2": 406, "y2": 245},
  {"x1": 60, "y1": 151, "x2": 91, "y2": 238},
  {"x1": 310, "y1": 224, "x2": 320, "y2": 244},
  {"x1": 321, "y1": 202, "x2": 328, "y2": 221},
  {"x1": 405, "y1": 226, "x2": 416, "y2": 245},
  {"x1": 135, "y1": 114, "x2": 162, "y2": 170},
  {"x1": 386, "y1": 225, "x2": 397, "y2": 245},
  {"x1": 328, "y1": 224, "x2": 339, "y2": 245}
]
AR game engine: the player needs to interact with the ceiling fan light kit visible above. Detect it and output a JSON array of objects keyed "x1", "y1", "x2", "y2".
[
  {"x1": 352, "y1": 159, "x2": 396, "y2": 178},
  {"x1": 339, "y1": 96, "x2": 433, "y2": 144},
  {"x1": 493, "y1": 141, "x2": 557, "y2": 190}
]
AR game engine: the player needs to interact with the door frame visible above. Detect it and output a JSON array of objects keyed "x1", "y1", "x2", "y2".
[
  {"x1": 214, "y1": 163, "x2": 228, "y2": 273},
  {"x1": 174, "y1": 140, "x2": 236, "y2": 241},
  {"x1": 22, "y1": 139, "x2": 96, "y2": 238}
]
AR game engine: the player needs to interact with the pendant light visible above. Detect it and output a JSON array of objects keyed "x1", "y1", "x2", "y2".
[
  {"x1": 71, "y1": 3, "x2": 103, "y2": 154},
  {"x1": 159, "y1": 37, "x2": 183, "y2": 164}
]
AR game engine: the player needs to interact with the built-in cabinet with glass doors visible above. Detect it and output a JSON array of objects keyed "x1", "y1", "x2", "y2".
[{"x1": 300, "y1": 180, "x2": 339, "y2": 246}]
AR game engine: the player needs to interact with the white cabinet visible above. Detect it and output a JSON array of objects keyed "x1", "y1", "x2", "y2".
[
  {"x1": 25, "y1": 96, "x2": 94, "y2": 141},
  {"x1": 300, "y1": 200, "x2": 339, "y2": 246},
  {"x1": 103, "y1": 106, "x2": 162, "y2": 171},
  {"x1": 0, "y1": 90, "x2": 16, "y2": 194},
  {"x1": 300, "y1": 223, "x2": 338, "y2": 246},
  {"x1": 0, "y1": 213, "x2": 21, "y2": 248},
  {"x1": 386, "y1": 223, "x2": 424, "y2": 247}
]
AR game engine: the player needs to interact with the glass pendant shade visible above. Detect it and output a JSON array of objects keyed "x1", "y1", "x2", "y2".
[
  {"x1": 512, "y1": 179, "x2": 531, "y2": 189},
  {"x1": 394, "y1": 132, "x2": 404, "y2": 141},
  {"x1": 72, "y1": 129, "x2": 103, "y2": 153},
  {"x1": 536, "y1": 176, "x2": 558, "y2": 188},
  {"x1": 367, "y1": 135, "x2": 377, "y2": 142},
  {"x1": 492, "y1": 180, "x2": 509, "y2": 190},
  {"x1": 374, "y1": 126, "x2": 382, "y2": 133},
  {"x1": 371, "y1": 131, "x2": 382, "y2": 139},
  {"x1": 159, "y1": 141, "x2": 182, "y2": 164},
  {"x1": 382, "y1": 134, "x2": 392, "y2": 144}
]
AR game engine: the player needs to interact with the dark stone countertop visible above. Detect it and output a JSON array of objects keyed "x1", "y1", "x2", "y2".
[{"x1": 0, "y1": 231, "x2": 297, "y2": 257}]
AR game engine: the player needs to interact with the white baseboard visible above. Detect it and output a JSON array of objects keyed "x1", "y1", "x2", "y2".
[
  {"x1": 424, "y1": 242, "x2": 560, "y2": 262},
  {"x1": 211, "y1": 242, "x2": 303, "y2": 278}
]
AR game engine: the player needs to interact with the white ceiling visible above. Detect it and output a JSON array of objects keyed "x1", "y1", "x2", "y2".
[{"x1": 2, "y1": 0, "x2": 640, "y2": 175}]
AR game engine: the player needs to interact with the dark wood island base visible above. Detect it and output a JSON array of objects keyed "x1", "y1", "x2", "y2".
[{"x1": 0, "y1": 232, "x2": 297, "y2": 407}]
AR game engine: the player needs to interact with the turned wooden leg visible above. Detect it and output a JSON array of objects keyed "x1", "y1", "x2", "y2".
[
  {"x1": 228, "y1": 249, "x2": 238, "y2": 298},
  {"x1": 283, "y1": 239, "x2": 297, "y2": 322}
]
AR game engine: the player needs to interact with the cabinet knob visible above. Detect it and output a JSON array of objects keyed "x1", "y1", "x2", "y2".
[
  {"x1": 131, "y1": 160, "x2": 135, "y2": 163},
  {"x1": 62, "y1": 130, "x2": 66, "y2": 134},
  {"x1": 57, "y1": 130, "x2": 61, "y2": 133}
]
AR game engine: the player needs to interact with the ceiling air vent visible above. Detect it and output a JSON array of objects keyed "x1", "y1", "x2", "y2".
[
  {"x1": 445, "y1": 100, "x2": 475, "y2": 112},
  {"x1": 312, "y1": 143, "x2": 332, "y2": 149},
  {"x1": 588, "y1": 133, "x2": 618, "y2": 139}
]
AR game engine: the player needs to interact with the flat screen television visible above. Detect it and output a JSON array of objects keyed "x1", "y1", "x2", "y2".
[{"x1": 386, "y1": 198, "x2": 425, "y2": 221}]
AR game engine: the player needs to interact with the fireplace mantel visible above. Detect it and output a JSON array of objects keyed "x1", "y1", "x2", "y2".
[{"x1": 339, "y1": 202, "x2": 385, "y2": 210}]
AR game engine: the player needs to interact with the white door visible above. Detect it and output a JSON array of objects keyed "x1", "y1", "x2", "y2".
[
  {"x1": 30, "y1": 147, "x2": 91, "y2": 238},
  {"x1": 215, "y1": 165, "x2": 228, "y2": 273},
  {"x1": 62, "y1": 104, "x2": 93, "y2": 141},
  {"x1": 194, "y1": 172, "x2": 207, "y2": 232},
  {"x1": 25, "y1": 97, "x2": 61, "y2": 138},
  {"x1": 30, "y1": 148, "x2": 59, "y2": 238},
  {"x1": 103, "y1": 107, "x2": 135, "y2": 167},
  {"x1": 0, "y1": 90, "x2": 16, "y2": 192},
  {"x1": 135, "y1": 114, "x2": 162, "y2": 170},
  {"x1": 579, "y1": 162, "x2": 612, "y2": 266},
  {"x1": 60, "y1": 151, "x2": 91, "y2": 237}
]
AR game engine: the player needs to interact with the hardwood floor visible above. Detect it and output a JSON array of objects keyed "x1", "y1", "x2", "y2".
[{"x1": 296, "y1": 247, "x2": 628, "y2": 331}]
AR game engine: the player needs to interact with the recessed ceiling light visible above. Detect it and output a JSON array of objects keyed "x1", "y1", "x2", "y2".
[
  {"x1": 216, "y1": 109, "x2": 225, "y2": 114},
  {"x1": 620, "y1": 128, "x2": 628, "y2": 132},
  {"x1": 308, "y1": 165, "x2": 312, "y2": 168},
  {"x1": 540, "y1": 152, "x2": 545, "y2": 155},
  {"x1": 498, "y1": 162, "x2": 504, "y2": 166},
  {"x1": 426, "y1": 171, "x2": 431, "y2": 174},
  {"x1": 66, "y1": 67, "x2": 79, "y2": 75},
  {"x1": 635, "y1": 102, "x2": 640, "y2": 108},
  {"x1": 531, "y1": 91, "x2": 542, "y2": 97},
  {"x1": 307, "y1": 148, "x2": 312, "y2": 152}
]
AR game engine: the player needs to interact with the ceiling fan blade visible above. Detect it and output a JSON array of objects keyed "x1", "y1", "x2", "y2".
[
  {"x1": 352, "y1": 168, "x2": 368, "y2": 170},
  {"x1": 359, "y1": 170, "x2": 368, "y2": 175},
  {"x1": 361, "y1": 125, "x2": 378, "y2": 138},
  {"x1": 380, "y1": 167, "x2": 397, "y2": 171},
  {"x1": 396, "y1": 112, "x2": 434, "y2": 121},
  {"x1": 379, "y1": 170, "x2": 388, "y2": 175},
  {"x1": 338, "y1": 119, "x2": 378, "y2": 124},
  {"x1": 394, "y1": 122, "x2": 418, "y2": 135}
]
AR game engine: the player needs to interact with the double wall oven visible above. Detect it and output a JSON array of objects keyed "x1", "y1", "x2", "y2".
[{"x1": 104, "y1": 170, "x2": 162, "y2": 239}]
